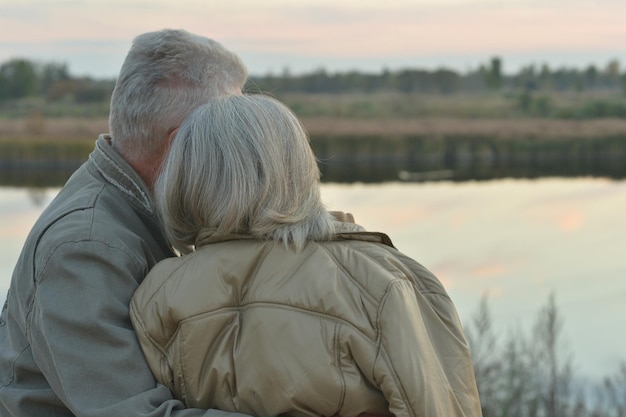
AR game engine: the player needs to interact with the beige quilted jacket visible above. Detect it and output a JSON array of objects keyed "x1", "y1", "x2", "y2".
[{"x1": 130, "y1": 229, "x2": 482, "y2": 417}]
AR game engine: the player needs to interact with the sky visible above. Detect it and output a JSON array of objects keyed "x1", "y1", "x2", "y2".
[{"x1": 0, "y1": 0, "x2": 625, "y2": 79}]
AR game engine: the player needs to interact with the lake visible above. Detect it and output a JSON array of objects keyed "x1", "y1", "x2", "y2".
[{"x1": 1, "y1": 177, "x2": 625, "y2": 383}]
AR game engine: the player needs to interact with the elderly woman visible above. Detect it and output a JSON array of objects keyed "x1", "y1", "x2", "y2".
[{"x1": 130, "y1": 95, "x2": 482, "y2": 417}]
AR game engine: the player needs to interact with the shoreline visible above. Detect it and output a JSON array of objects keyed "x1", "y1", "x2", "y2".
[{"x1": 2, "y1": 116, "x2": 626, "y2": 141}]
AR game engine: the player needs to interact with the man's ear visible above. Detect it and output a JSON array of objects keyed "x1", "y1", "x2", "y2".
[{"x1": 167, "y1": 128, "x2": 179, "y2": 144}]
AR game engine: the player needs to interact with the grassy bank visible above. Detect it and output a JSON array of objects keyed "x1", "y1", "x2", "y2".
[
  {"x1": 275, "y1": 91, "x2": 626, "y2": 120},
  {"x1": 4, "y1": 115, "x2": 626, "y2": 141}
]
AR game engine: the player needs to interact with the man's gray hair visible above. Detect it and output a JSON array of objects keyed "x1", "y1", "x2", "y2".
[
  {"x1": 155, "y1": 95, "x2": 336, "y2": 253},
  {"x1": 109, "y1": 29, "x2": 247, "y2": 162}
]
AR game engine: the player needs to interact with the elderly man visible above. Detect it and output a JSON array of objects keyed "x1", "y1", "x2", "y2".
[{"x1": 0, "y1": 29, "x2": 251, "y2": 417}]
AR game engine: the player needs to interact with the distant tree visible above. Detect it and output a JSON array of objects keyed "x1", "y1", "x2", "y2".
[
  {"x1": 0, "y1": 58, "x2": 38, "y2": 99},
  {"x1": 498, "y1": 330, "x2": 542, "y2": 417},
  {"x1": 38, "y1": 62, "x2": 70, "y2": 95},
  {"x1": 539, "y1": 63, "x2": 552, "y2": 90},
  {"x1": 432, "y1": 68, "x2": 460, "y2": 94},
  {"x1": 393, "y1": 69, "x2": 419, "y2": 92},
  {"x1": 597, "y1": 362, "x2": 626, "y2": 416},
  {"x1": 581, "y1": 65, "x2": 599, "y2": 91},
  {"x1": 604, "y1": 59, "x2": 622, "y2": 90},
  {"x1": 463, "y1": 66, "x2": 488, "y2": 91},
  {"x1": 605, "y1": 59, "x2": 621, "y2": 78},
  {"x1": 532, "y1": 293, "x2": 574, "y2": 417},
  {"x1": 486, "y1": 56, "x2": 503, "y2": 90},
  {"x1": 551, "y1": 68, "x2": 578, "y2": 91},
  {"x1": 515, "y1": 64, "x2": 538, "y2": 91},
  {"x1": 310, "y1": 68, "x2": 332, "y2": 92},
  {"x1": 379, "y1": 68, "x2": 394, "y2": 91},
  {"x1": 466, "y1": 294, "x2": 501, "y2": 417},
  {"x1": 466, "y1": 294, "x2": 589, "y2": 417}
]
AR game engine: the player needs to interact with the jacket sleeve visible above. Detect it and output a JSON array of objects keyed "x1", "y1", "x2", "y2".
[
  {"x1": 28, "y1": 239, "x2": 250, "y2": 417},
  {"x1": 372, "y1": 279, "x2": 482, "y2": 417}
]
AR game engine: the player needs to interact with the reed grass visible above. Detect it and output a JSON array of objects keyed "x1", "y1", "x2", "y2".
[{"x1": 3, "y1": 115, "x2": 626, "y2": 142}]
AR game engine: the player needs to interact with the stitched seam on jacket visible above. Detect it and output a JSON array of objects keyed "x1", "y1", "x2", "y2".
[
  {"x1": 373, "y1": 280, "x2": 394, "y2": 378},
  {"x1": 0, "y1": 343, "x2": 31, "y2": 389},
  {"x1": 30, "y1": 190, "x2": 100, "y2": 286},
  {"x1": 333, "y1": 323, "x2": 346, "y2": 416},
  {"x1": 177, "y1": 335, "x2": 189, "y2": 405},
  {"x1": 25, "y1": 184, "x2": 103, "y2": 339},
  {"x1": 177, "y1": 302, "x2": 371, "y2": 328},
  {"x1": 161, "y1": 303, "x2": 378, "y2": 350},
  {"x1": 387, "y1": 250, "x2": 450, "y2": 297},
  {"x1": 129, "y1": 299, "x2": 170, "y2": 361},
  {"x1": 318, "y1": 244, "x2": 381, "y2": 305},
  {"x1": 36, "y1": 239, "x2": 140, "y2": 285},
  {"x1": 374, "y1": 280, "x2": 417, "y2": 417},
  {"x1": 136, "y1": 260, "x2": 192, "y2": 308},
  {"x1": 26, "y1": 240, "x2": 141, "y2": 342}
]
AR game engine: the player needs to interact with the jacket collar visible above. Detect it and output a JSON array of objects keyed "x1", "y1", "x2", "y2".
[
  {"x1": 89, "y1": 134, "x2": 155, "y2": 214},
  {"x1": 195, "y1": 221, "x2": 395, "y2": 249}
]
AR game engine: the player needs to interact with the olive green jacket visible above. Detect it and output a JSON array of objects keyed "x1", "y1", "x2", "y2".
[{"x1": 131, "y1": 229, "x2": 483, "y2": 417}]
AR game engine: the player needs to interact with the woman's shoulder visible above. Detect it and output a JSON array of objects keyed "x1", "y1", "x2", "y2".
[{"x1": 320, "y1": 232, "x2": 449, "y2": 298}]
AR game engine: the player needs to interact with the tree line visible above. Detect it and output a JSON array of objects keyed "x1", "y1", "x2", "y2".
[
  {"x1": 251, "y1": 57, "x2": 626, "y2": 95},
  {"x1": 1, "y1": 56, "x2": 625, "y2": 104},
  {"x1": 0, "y1": 59, "x2": 114, "y2": 103}
]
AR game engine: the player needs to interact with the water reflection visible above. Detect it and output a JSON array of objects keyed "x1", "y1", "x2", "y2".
[
  {"x1": 27, "y1": 188, "x2": 49, "y2": 207},
  {"x1": 0, "y1": 167, "x2": 79, "y2": 188},
  {"x1": 1, "y1": 178, "x2": 625, "y2": 383},
  {"x1": 2, "y1": 132, "x2": 626, "y2": 187}
]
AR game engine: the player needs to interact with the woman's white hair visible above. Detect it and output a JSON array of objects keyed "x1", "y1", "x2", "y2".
[
  {"x1": 155, "y1": 94, "x2": 336, "y2": 253},
  {"x1": 109, "y1": 29, "x2": 247, "y2": 162}
]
